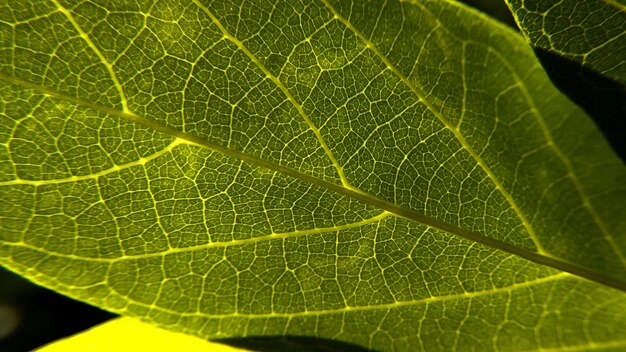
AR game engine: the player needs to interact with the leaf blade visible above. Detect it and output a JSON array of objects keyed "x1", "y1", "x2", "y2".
[
  {"x1": 2, "y1": 0, "x2": 626, "y2": 351},
  {"x1": 505, "y1": 0, "x2": 626, "y2": 84}
]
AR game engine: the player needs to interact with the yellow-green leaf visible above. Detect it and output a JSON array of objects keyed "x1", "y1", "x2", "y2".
[
  {"x1": 1, "y1": 0, "x2": 626, "y2": 351},
  {"x1": 505, "y1": 0, "x2": 626, "y2": 84}
]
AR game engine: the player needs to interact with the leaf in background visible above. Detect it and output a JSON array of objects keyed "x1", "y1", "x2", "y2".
[
  {"x1": 504, "y1": 0, "x2": 626, "y2": 85},
  {"x1": 1, "y1": 0, "x2": 626, "y2": 351},
  {"x1": 454, "y1": 0, "x2": 517, "y2": 27}
]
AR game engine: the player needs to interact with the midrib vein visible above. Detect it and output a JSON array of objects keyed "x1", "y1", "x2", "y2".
[
  {"x1": 1, "y1": 72, "x2": 625, "y2": 292},
  {"x1": 319, "y1": 0, "x2": 545, "y2": 254},
  {"x1": 487, "y1": 48, "x2": 626, "y2": 268},
  {"x1": 602, "y1": 0, "x2": 625, "y2": 14}
]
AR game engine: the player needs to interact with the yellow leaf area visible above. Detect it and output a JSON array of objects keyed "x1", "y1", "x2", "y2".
[{"x1": 36, "y1": 317, "x2": 249, "y2": 352}]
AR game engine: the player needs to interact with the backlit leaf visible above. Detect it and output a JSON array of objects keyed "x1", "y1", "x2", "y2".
[
  {"x1": 505, "y1": 0, "x2": 626, "y2": 84},
  {"x1": 1, "y1": 0, "x2": 626, "y2": 351}
]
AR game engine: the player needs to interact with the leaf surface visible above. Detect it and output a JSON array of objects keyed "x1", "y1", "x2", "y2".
[
  {"x1": 505, "y1": 0, "x2": 626, "y2": 84},
  {"x1": 1, "y1": 0, "x2": 626, "y2": 350}
]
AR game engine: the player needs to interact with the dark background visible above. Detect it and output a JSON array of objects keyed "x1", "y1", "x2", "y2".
[{"x1": 0, "y1": 1, "x2": 623, "y2": 351}]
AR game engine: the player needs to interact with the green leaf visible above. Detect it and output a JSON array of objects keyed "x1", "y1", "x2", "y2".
[
  {"x1": 1, "y1": 0, "x2": 626, "y2": 351},
  {"x1": 505, "y1": 0, "x2": 626, "y2": 85}
]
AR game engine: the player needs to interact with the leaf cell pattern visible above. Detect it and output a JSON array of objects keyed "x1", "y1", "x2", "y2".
[
  {"x1": 1, "y1": 0, "x2": 626, "y2": 351},
  {"x1": 506, "y1": 0, "x2": 626, "y2": 84}
]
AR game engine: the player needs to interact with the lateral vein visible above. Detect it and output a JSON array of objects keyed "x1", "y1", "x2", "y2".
[
  {"x1": 191, "y1": 0, "x2": 353, "y2": 189},
  {"x1": 1, "y1": 72, "x2": 624, "y2": 292},
  {"x1": 320, "y1": 0, "x2": 544, "y2": 253},
  {"x1": 1, "y1": 212, "x2": 390, "y2": 262},
  {"x1": 50, "y1": 0, "x2": 129, "y2": 112}
]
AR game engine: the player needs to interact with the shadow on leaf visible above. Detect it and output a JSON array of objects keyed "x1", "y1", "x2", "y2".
[
  {"x1": 216, "y1": 335, "x2": 378, "y2": 352},
  {"x1": 533, "y1": 47, "x2": 626, "y2": 163}
]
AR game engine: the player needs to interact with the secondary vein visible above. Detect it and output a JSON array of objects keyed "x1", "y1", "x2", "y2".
[
  {"x1": 191, "y1": 0, "x2": 353, "y2": 189},
  {"x1": 50, "y1": 0, "x2": 129, "y2": 113},
  {"x1": 1, "y1": 71, "x2": 625, "y2": 292},
  {"x1": 319, "y1": 0, "x2": 545, "y2": 254}
]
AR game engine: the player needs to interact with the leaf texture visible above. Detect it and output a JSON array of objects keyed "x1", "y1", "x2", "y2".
[
  {"x1": 505, "y1": 0, "x2": 626, "y2": 84},
  {"x1": 1, "y1": 0, "x2": 626, "y2": 351}
]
